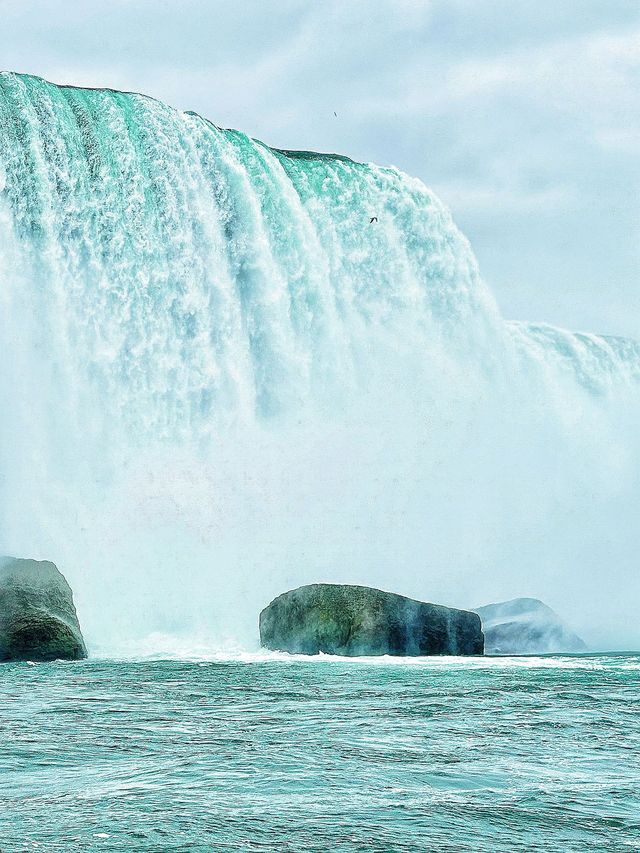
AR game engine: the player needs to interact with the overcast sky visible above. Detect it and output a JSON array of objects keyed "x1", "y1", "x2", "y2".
[{"x1": 2, "y1": 0, "x2": 639, "y2": 338}]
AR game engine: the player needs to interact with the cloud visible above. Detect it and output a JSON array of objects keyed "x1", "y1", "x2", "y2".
[
  {"x1": 433, "y1": 182, "x2": 574, "y2": 216},
  {"x1": 1, "y1": 0, "x2": 638, "y2": 336}
]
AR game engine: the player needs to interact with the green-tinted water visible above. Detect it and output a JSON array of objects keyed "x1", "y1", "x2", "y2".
[{"x1": 1, "y1": 654, "x2": 638, "y2": 851}]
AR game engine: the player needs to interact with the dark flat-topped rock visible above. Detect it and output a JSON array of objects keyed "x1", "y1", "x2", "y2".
[
  {"x1": 0, "y1": 557, "x2": 87, "y2": 662},
  {"x1": 473, "y1": 597, "x2": 586, "y2": 655},
  {"x1": 260, "y1": 583, "x2": 484, "y2": 656}
]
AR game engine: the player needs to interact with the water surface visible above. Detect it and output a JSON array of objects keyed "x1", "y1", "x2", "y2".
[{"x1": 1, "y1": 654, "x2": 638, "y2": 851}]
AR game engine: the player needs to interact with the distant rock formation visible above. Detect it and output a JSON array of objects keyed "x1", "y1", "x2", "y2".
[
  {"x1": 0, "y1": 557, "x2": 87, "y2": 662},
  {"x1": 260, "y1": 583, "x2": 484, "y2": 656},
  {"x1": 473, "y1": 597, "x2": 586, "y2": 655}
]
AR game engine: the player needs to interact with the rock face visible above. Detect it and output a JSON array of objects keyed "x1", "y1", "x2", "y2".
[
  {"x1": 260, "y1": 583, "x2": 484, "y2": 656},
  {"x1": 473, "y1": 598, "x2": 586, "y2": 655},
  {"x1": 0, "y1": 557, "x2": 87, "y2": 662}
]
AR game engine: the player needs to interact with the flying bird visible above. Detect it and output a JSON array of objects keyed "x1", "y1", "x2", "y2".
[{"x1": 369, "y1": 216, "x2": 378, "y2": 224}]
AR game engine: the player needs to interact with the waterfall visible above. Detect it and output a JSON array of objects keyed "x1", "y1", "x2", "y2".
[{"x1": 1, "y1": 72, "x2": 638, "y2": 652}]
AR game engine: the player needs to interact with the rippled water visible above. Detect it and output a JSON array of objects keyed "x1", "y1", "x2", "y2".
[{"x1": 1, "y1": 654, "x2": 638, "y2": 851}]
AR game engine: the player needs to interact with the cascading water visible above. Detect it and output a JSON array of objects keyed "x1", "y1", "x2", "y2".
[{"x1": 0, "y1": 72, "x2": 638, "y2": 653}]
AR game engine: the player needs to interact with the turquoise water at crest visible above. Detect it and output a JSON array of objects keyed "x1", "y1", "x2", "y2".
[{"x1": 1, "y1": 654, "x2": 638, "y2": 851}]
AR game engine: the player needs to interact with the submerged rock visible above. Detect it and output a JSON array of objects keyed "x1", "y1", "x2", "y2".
[
  {"x1": 0, "y1": 557, "x2": 87, "y2": 662},
  {"x1": 260, "y1": 583, "x2": 484, "y2": 656},
  {"x1": 473, "y1": 597, "x2": 586, "y2": 655}
]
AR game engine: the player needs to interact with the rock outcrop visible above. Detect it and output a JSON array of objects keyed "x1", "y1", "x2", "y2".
[
  {"x1": 473, "y1": 597, "x2": 586, "y2": 655},
  {"x1": 0, "y1": 557, "x2": 87, "y2": 662},
  {"x1": 260, "y1": 583, "x2": 484, "y2": 656}
]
